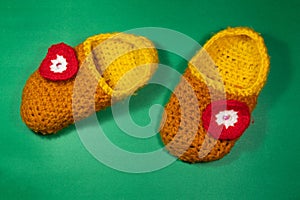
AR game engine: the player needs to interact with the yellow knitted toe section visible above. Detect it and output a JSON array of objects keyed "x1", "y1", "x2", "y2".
[{"x1": 189, "y1": 27, "x2": 270, "y2": 96}]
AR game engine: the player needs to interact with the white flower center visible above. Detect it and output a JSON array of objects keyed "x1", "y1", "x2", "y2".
[
  {"x1": 50, "y1": 55, "x2": 68, "y2": 73},
  {"x1": 215, "y1": 110, "x2": 238, "y2": 129}
]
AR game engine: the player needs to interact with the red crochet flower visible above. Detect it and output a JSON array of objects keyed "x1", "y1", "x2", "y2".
[
  {"x1": 39, "y1": 43, "x2": 78, "y2": 81},
  {"x1": 202, "y1": 100, "x2": 251, "y2": 140}
]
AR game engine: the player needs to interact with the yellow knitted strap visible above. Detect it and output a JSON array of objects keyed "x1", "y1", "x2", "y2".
[
  {"x1": 189, "y1": 27, "x2": 270, "y2": 96},
  {"x1": 83, "y1": 33, "x2": 116, "y2": 56},
  {"x1": 82, "y1": 33, "x2": 115, "y2": 96},
  {"x1": 81, "y1": 33, "x2": 158, "y2": 98}
]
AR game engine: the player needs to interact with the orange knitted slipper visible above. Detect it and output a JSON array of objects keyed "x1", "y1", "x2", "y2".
[
  {"x1": 21, "y1": 33, "x2": 158, "y2": 134},
  {"x1": 160, "y1": 27, "x2": 269, "y2": 162}
]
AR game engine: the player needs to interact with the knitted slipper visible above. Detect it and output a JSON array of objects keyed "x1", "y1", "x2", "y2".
[
  {"x1": 21, "y1": 33, "x2": 158, "y2": 134},
  {"x1": 160, "y1": 27, "x2": 269, "y2": 162}
]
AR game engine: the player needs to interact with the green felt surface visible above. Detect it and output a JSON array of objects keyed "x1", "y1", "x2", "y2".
[{"x1": 1, "y1": 0, "x2": 300, "y2": 199}]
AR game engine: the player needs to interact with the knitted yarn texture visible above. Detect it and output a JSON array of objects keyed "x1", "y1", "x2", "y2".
[
  {"x1": 160, "y1": 27, "x2": 269, "y2": 162},
  {"x1": 21, "y1": 33, "x2": 158, "y2": 134}
]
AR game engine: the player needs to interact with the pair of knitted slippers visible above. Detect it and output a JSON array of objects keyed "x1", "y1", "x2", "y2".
[{"x1": 21, "y1": 27, "x2": 269, "y2": 163}]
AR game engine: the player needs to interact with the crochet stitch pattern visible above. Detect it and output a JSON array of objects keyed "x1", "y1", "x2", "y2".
[
  {"x1": 21, "y1": 33, "x2": 158, "y2": 134},
  {"x1": 39, "y1": 43, "x2": 79, "y2": 81},
  {"x1": 160, "y1": 27, "x2": 269, "y2": 162}
]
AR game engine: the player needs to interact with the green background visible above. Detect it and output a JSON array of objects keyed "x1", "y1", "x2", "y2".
[{"x1": 1, "y1": 0, "x2": 299, "y2": 199}]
